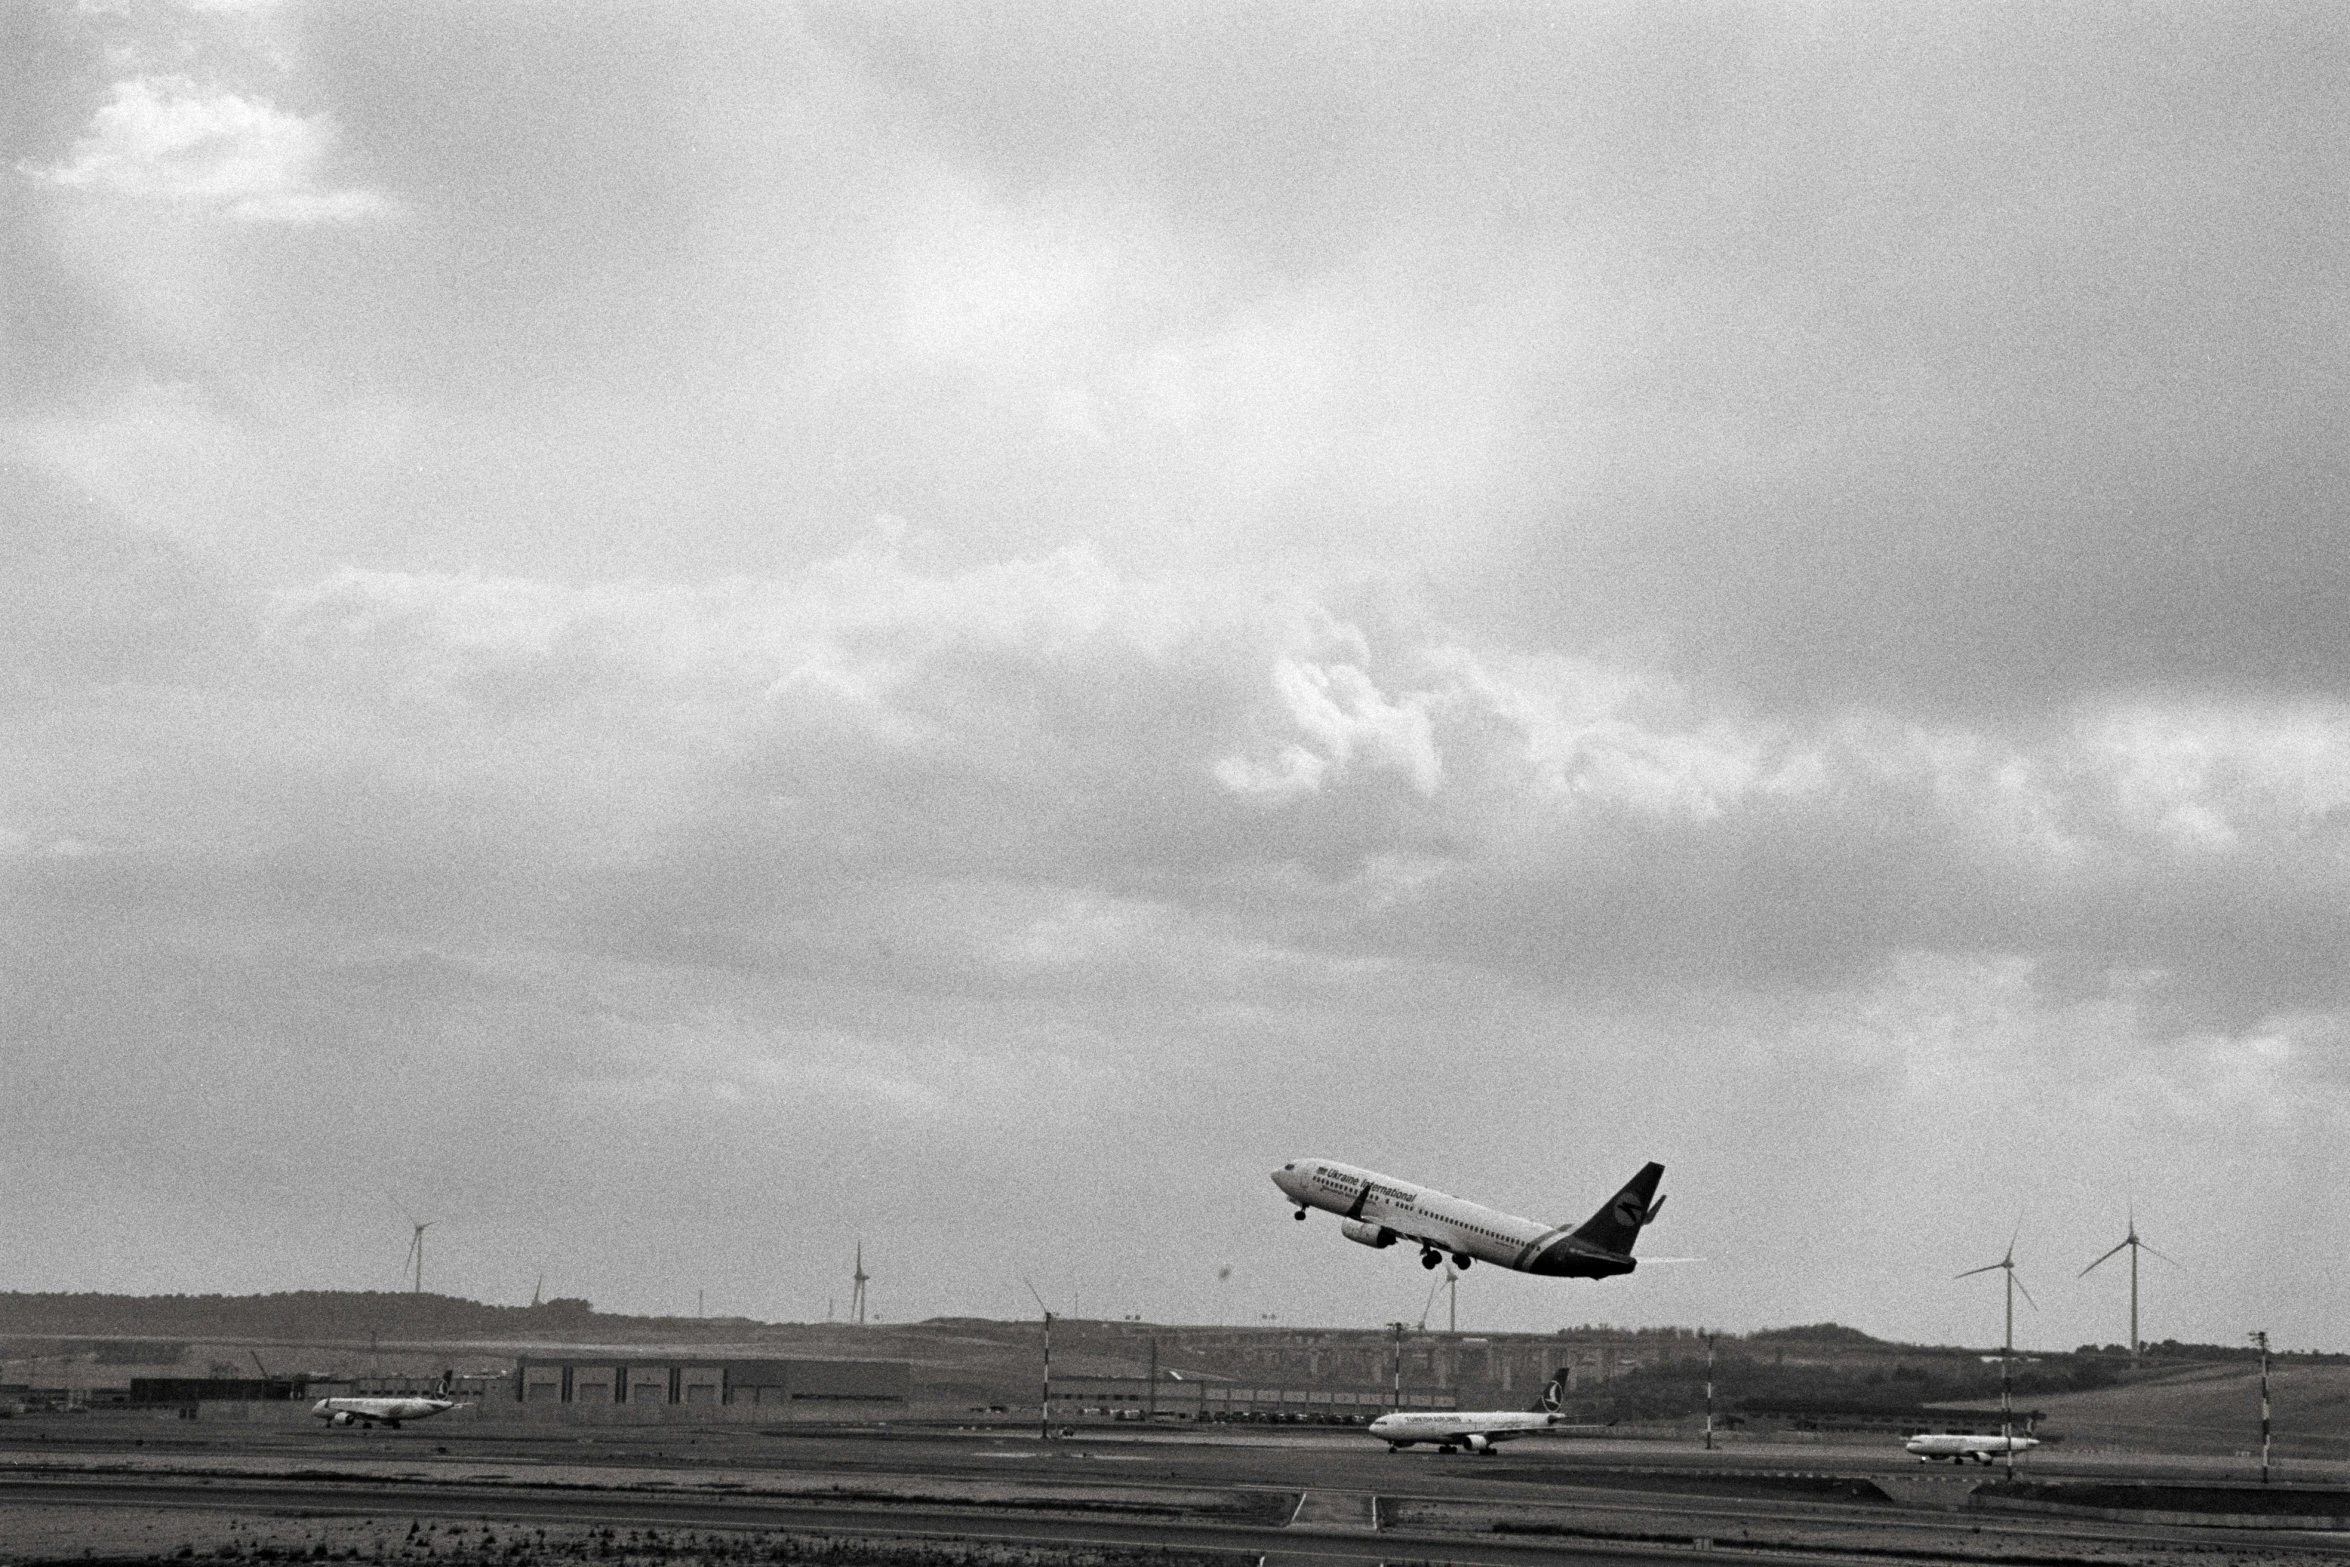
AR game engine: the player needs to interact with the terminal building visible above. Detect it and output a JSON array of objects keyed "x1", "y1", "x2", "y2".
[{"x1": 512, "y1": 1356, "x2": 909, "y2": 1410}]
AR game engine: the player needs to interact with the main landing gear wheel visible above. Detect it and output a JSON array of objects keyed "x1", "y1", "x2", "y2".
[
  {"x1": 1420, "y1": 1249, "x2": 1440, "y2": 1269},
  {"x1": 1452, "y1": 1254, "x2": 1471, "y2": 1269}
]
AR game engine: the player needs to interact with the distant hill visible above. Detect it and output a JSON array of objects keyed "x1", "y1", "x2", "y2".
[
  {"x1": 0, "y1": 1291, "x2": 730, "y2": 1344},
  {"x1": 1747, "y1": 1322, "x2": 1891, "y2": 1346}
]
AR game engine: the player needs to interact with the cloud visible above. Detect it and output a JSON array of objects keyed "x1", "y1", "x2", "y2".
[
  {"x1": 25, "y1": 76, "x2": 391, "y2": 224},
  {"x1": 237, "y1": 535, "x2": 2350, "y2": 1030}
]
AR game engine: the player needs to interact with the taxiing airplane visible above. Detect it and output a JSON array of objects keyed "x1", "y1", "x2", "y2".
[
  {"x1": 1904, "y1": 1431, "x2": 2040, "y2": 1464},
  {"x1": 1272, "y1": 1158, "x2": 1666, "y2": 1278},
  {"x1": 312, "y1": 1372, "x2": 461, "y2": 1429},
  {"x1": 1368, "y1": 1373, "x2": 1595, "y2": 1453}
]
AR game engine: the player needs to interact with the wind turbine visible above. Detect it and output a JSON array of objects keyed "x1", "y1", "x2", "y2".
[
  {"x1": 1957, "y1": 1226, "x2": 2036, "y2": 1478},
  {"x1": 403, "y1": 1220, "x2": 434, "y2": 1295},
  {"x1": 2080, "y1": 1209, "x2": 2176, "y2": 1367}
]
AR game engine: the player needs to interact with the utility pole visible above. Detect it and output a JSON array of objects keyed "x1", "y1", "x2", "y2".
[
  {"x1": 1704, "y1": 1332, "x2": 1717, "y2": 1452},
  {"x1": 1390, "y1": 1322, "x2": 1406, "y2": 1411},
  {"x1": 1146, "y1": 1338, "x2": 1158, "y2": 1421},
  {"x1": 2251, "y1": 1331, "x2": 2271, "y2": 1484}
]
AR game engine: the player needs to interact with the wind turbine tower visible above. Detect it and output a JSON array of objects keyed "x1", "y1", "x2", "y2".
[
  {"x1": 2080, "y1": 1210, "x2": 2174, "y2": 1367},
  {"x1": 1958, "y1": 1229, "x2": 2036, "y2": 1479},
  {"x1": 404, "y1": 1222, "x2": 433, "y2": 1295},
  {"x1": 850, "y1": 1243, "x2": 869, "y2": 1326}
]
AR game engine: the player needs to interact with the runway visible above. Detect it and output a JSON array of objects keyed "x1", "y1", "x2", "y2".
[{"x1": 5, "y1": 1416, "x2": 2347, "y2": 1567}]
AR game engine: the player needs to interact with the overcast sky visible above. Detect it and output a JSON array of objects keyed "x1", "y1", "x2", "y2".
[{"x1": 4, "y1": 2, "x2": 2346, "y2": 1354}]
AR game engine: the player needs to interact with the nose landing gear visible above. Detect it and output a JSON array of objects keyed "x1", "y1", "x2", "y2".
[{"x1": 1293, "y1": 1207, "x2": 1307, "y2": 1221}]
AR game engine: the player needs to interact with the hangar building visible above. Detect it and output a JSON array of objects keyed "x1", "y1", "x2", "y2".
[{"x1": 512, "y1": 1356, "x2": 908, "y2": 1409}]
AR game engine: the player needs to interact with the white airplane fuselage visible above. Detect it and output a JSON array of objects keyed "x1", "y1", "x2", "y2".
[
  {"x1": 312, "y1": 1394, "x2": 456, "y2": 1428},
  {"x1": 1271, "y1": 1158, "x2": 1658, "y2": 1278},
  {"x1": 1367, "y1": 1409, "x2": 1563, "y2": 1451},
  {"x1": 1905, "y1": 1432, "x2": 2039, "y2": 1464}
]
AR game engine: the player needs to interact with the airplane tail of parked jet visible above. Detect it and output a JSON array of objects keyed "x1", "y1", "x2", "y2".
[{"x1": 1567, "y1": 1163, "x2": 1667, "y2": 1256}]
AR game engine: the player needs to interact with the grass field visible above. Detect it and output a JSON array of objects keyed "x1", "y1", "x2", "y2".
[{"x1": 1942, "y1": 1362, "x2": 2350, "y2": 1459}]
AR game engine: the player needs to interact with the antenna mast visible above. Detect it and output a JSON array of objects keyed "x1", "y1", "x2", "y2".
[{"x1": 851, "y1": 1243, "x2": 869, "y2": 1326}]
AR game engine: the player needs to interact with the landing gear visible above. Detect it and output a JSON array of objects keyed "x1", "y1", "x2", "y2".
[
  {"x1": 1293, "y1": 1207, "x2": 1307, "y2": 1221},
  {"x1": 1420, "y1": 1249, "x2": 1440, "y2": 1269},
  {"x1": 1451, "y1": 1253, "x2": 1471, "y2": 1269}
]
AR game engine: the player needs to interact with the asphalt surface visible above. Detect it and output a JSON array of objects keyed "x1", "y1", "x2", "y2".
[{"x1": 6, "y1": 1416, "x2": 2350, "y2": 1565}]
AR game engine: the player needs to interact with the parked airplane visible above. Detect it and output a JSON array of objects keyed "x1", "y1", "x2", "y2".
[
  {"x1": 1904, "y1": 1431, "x2": 2040, "y2": 1464},
  {"x1": 312, "y1": 1372, "x2": 460, "y2": 1429},
  {"x1": 1272, "y1": 1158, "x2": 1666, "y2": 1278},
  {"x1": 1368, "y1": 1373, "x2": 1594, "y2": 1452}
]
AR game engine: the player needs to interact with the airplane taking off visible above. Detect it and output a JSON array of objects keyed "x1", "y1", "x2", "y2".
[
  {"x1": 313, "y1": 1372, "x2": 461, "y2": 1429},
  {"x1": 1272, "y1": 1158, "x2": 1666, "y2": 1278},
  {"x1": 1368, "y1": 1373, "x2": 1594, "y2": 1452},
  {"x1": 1904, "y1": 1431, "x2": 2040, "y2": 1464}
]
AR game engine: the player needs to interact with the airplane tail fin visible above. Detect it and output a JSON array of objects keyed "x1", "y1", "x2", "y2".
[
  {"x1": 1530, "y1": 1370, "x2": 1568, "y2": 1414},
  {"x1": 437, "y1": 1369, "x2": 453, "y2": 1398},
  {"x1": 1568, "y1": 1163, "x2": 1666, "y2": 1256}
]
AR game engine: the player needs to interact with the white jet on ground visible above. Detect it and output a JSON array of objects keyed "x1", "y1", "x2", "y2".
[
  {"x1": 1904, "y1": 1431, "x2": 2040, "y2": 1464},
  {"x1": 313, "y1": 1372, "x2": 461, "y2": 1429},
  {"x1": 1369, "y1": 1373, "x2": 1596, "y2": 1453},
  {"x1": 1272, "y1": 1158, "x2": 1666, "y2": 1278}
]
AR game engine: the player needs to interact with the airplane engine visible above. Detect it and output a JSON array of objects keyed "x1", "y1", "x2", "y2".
[
  {"x1": 1339, "y1": 1220, "x2": 1397, "y2": 1249},
  {"x1": 332, "y1": 1411, "x2": 355, "y2": 1426},
  {"x1": 1464, "y1": 1434, "x2": 1492, "y2": 1453}
]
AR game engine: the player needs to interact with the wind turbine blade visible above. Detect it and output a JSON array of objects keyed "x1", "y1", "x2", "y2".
[
  {"x1": 1956, "y1": 1262, "x2": 2004, "y2": 1279},
  {"x1": 2141, "y1": 1241, "x2": 2185, "y2": 1268},
  {"x1": 2080, "y1": 1239, "x2": 2131, "y2": 1277},
  {"x1": 1019, "y1": 1276, "x2": 1050, "y2": 1315},
  {"x1": 2014, "y1": 1275, "x2": 2039, "y2": 1311}
]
